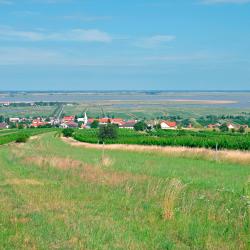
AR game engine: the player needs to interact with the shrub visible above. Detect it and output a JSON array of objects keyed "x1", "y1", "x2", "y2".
[
  {"x1": 62, "y1": 128, "x2": 74, "y2": 137},
  {"x1": 238, "y1": 126, "x2": 245, "y2": 134},
  {"x1": 15, "y1": 134, "x2": 29, "y2": 143},
  {"x1": 219, "y1": 123, "x2": 229, "y2": 132}
]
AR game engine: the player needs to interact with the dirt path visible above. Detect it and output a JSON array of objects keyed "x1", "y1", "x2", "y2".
[{"x1": 62, "y1": 136, "x2": 250, "y2": 165}]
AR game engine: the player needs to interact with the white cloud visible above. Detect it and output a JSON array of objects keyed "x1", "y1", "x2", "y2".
[
  {"x1": 0, "y1": 26, "x2": 112, "y2": 43},
  {"x1": 201, "y1": 0, "x2": 250, "y2": 4},
  {"x1": 135, "y1": 35, "x2": 176, "y2": 49}
]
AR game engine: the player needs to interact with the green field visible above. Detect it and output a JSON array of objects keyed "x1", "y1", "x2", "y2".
[
  {"x1": 73, "y1": 129, "x2": 250, "y2": 150},
  {"x1": 0, "y1": 106, "x2": 56, "y2": 118},
  {"x1": 0, "y1": 133, "x2": 249, "y2": 249}
]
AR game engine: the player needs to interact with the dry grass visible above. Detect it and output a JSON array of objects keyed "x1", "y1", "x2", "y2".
[
  {"x1": 101, "y1": 155, "x2": 114, "y2": 167},
  {"x1": 23, "y1": 156, "x2": 82, "y2": 170},
  {"x1": 163, "y1": 179, "x2": 185, "y2": 220},
  {"x1": 23, "y1": 155, "x2": 147, "y2": 186},
  {"x1": 62, "y1": 137, "x2": 250, "y2": 165},
  {"x1": 3, "y1": 178, "x2": 43, "y2": 186}
]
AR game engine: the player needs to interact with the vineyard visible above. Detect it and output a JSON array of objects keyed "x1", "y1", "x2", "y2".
[
  {"x1": 73, "y1": 129, "x2": 250, "y2": 150},
  {"x1": 0, "y1": 128, "x2": 57, "y2": 145}
]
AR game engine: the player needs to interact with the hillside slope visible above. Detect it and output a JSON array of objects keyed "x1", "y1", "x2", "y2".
[{"x1": 0, "y1": 133, "x2": 249, "y2": 249}]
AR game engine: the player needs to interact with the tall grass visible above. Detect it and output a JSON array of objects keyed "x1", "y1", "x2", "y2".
[{"x1": 0, "y1": 133, "x2": 249, "y2": 249}]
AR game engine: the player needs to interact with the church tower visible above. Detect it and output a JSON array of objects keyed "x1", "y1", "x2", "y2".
[{"x1": 83, "y1": 112, "x2": 88, "y2": 125}]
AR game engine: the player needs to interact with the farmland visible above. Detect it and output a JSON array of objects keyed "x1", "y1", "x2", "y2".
[
  {"x1": 73, "y1": 129, "x2": 250, "y2": 150},
  {"x1": 0, "y1": 128, "x2": 58, "y2": 145},
  {"x1": 1, "y1": 91, "x2": 250, "y2": 120},
  {"x1": 0, "y1": 132, "x2": 249, "y2": 249}
]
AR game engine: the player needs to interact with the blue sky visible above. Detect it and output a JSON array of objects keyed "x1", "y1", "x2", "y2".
[{"x1": 0, "y1": 0, "x2": 249, "y2": 90}]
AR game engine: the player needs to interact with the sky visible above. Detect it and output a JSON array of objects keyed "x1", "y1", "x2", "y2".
[{"x1": 0, "y1": 0, "x2": 249, "y2": 91}]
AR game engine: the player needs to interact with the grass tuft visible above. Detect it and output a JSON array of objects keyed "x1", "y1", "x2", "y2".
[{"x1": 163, "y1": 178, "x2": 185, "y2": 220}]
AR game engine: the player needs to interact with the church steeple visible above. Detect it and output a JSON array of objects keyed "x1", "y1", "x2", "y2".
[{"x1": 83, "y1": 112, "x2": 88, "y2": 125}]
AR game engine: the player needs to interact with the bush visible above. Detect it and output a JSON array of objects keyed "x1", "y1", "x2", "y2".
[
  {"x1": 15, "y1": 134, "x2": 29, "y2": 143},
  {"x1": 220, "y1": 123, "x2": 229, "y2": 132},
  {"x1": 238, "y1": 126, "x2": 245, "y2": 133},
  {"x1": 62, "y1": 128, "x2": 74, "y2": 137}
]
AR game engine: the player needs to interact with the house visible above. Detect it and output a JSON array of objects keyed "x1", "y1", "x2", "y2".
[
  {"x1": 0, "y1": 123, "x2": 9, "y2": 129},
  {"x1": 99, "y1": 118, "x2": 110, "y2": 124},
  {"x1": 207, "y1": 123, "x2": 221, "y2": 129},
  {"x1": 60, "y1": 123, "x2": 69, "y2": 129},
  {"x1": 66, "y1": 121, "x2": 78, "y2": 128},
  {"x1": 119, "y1": 121, "x2": 136, "y2": 129},
  {"x1": 111, "y1": 118, "x2": 124, "y2": 126},
  {"x1": 63, "y1": 116, "x2": 75, "y2": 123},
  {"x1": 9, "y1": 118, "x2": 20, "y2": 123},
  {"x1": 227, "y1": 123, "x2": 235, "y2": 130},
  {"x1": 160, "y1": 121, "x2": 177, "y2": 130},
  {"x1": 31, "y1": 118, "x2": 48, "y2": 128}
]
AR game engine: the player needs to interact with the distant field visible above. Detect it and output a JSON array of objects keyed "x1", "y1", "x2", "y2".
[
  {"x1": 0, "y1": 133, "x2": 249, "y2": 249},
  {"x1": 63, "y1": 102, "x2": 249, "y2": 120},
  {"x1": 0, "y1": 106, "x2": 56, "y2": 118},
  {"x1": 0, "y1": 91, "x2": 249, "y2": 119}
]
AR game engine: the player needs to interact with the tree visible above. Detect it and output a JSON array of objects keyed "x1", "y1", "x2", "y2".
[
  {"x1": 98, "y1": 124, "x2": 118, "y2": 141},
  {"x1": 91, "y1": 120, "x2": 99, "y2": 129},
  {"x1": 238, "y1": 126, "x2": 245, "y2": 134},
  {"x1": 134, "y1": 121, "x2": 147, "y2": 131},
  {"x1": 0, "y1": 115, "x2": 4, "y2": 123},
  {"x1": 154, "y1": 123, "x2": 161, "y2": 130},
  {"x1": 219, "y1": 123, "x2": 229, "y2": 132}
]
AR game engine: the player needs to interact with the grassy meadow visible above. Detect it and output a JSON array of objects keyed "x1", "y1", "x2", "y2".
[{"x1": 0, "y1": 133, "x2": 249, "y2": 249}]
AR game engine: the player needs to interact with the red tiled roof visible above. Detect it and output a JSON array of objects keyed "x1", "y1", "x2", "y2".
[
  {"x1": 161, "y1": 121, "x2": 177, "y2": 127},
  {"x1": 63, "y1": 116, "x2": 75, "y2": 121}
]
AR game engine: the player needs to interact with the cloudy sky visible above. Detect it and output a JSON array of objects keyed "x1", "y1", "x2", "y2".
[{"x1": 0, "y1": 0, "x2": 249, "y2": 90}]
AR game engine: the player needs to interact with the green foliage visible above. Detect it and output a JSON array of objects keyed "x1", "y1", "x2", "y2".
[
  {"x1": 62, "y1": 128, "x2": 74, "y2": 137},
  {"x1": 15, "y1": 134, "x2": 29, "y2": 143},
  {"x1": 98, "y1": 124, "x2": 118, "y2": 141},
  {"x1": 238, "y1": 126, "x2": 246, "y2": 133},
  {"x1": 219, "y1": 123, "x2": 229, "y2": 132},
  {"x1": 0, "y1": 128, "x2": 55, "y2": 145},
  {"x1": 90, "y1": 120, "x2": 99, "y2": 128},
  {"x1": 134, "y1": 121, "x2": 147, "y2": 131},
  {"x1": 74, "y1": 129, "x2": 250, "y2": 150},
  {"x1": 0, "y1": 115, "x2": 4, "y2": 123},
  {"x1": 18, "y1": 123, "x2": 24, "y2": 129}
]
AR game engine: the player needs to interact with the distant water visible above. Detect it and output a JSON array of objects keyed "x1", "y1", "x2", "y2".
[{"x1": 0, "y1": 91, "x2": 249, "y2": 109}]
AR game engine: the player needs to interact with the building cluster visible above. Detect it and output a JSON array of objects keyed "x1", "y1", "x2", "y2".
[
  {"x1": 0, "y1": 109, "x2": 248, "y2": 131},
  {"x1": 59, "y1": 113, "x2": 139, "y2": 129},
  {"x1": 207, "y1": 123, "x2": 248, "y2": 130}
]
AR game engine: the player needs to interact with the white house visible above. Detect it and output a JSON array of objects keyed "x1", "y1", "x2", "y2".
[
  {"x1": 160, "y1": 121, "x2": 177, "y2": 130},
  {"x1": 9, "y1": 118, "x2": 20, "y2": 123},
  {"x1": 227, "y1": 124, "x2": 235, "y2": 130}
]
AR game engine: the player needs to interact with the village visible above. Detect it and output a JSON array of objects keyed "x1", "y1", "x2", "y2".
[{"x1": 0, "y1": 110, "x2": 249, "y2": 133}]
